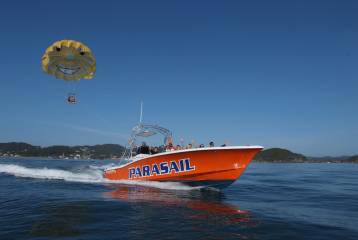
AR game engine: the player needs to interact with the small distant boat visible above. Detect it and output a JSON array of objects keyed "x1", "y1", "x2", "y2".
[{"x1": 104, "y1": 103, "x2": 262, "y2": 189}]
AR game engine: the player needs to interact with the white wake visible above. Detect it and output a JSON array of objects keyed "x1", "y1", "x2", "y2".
[{"x1": 0, "y1": 164, "x2": 197, "y2": 190}]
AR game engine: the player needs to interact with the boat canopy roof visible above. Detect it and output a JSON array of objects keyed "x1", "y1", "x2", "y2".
[{"x1": 131, "y1": 123, "x2": 172, "y2": 145}]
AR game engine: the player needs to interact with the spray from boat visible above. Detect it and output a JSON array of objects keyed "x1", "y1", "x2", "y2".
[{"x1": 0, "y1": 163, "x2": 197, "y2": 190}]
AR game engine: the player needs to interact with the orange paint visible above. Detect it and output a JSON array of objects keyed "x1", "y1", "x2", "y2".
[{"x1": 104, "y1": 146, "x2": 263, "y2": 188}]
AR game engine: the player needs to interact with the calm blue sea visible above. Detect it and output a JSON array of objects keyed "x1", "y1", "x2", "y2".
[{"x1": 0, "y1": 158, "x2": 357, "y2": 240}]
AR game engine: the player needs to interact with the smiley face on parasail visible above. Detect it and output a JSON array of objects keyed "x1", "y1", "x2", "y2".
[{"x1": 41, "y1": 40, "x2": 96, "y2": 104}]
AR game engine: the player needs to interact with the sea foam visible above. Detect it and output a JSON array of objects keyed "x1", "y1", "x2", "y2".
[{"x1": 0, "y1": 163, "x2": 197, "y2": 190}]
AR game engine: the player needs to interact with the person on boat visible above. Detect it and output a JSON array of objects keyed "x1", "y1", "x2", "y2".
[
  {"x1": 138, "y1": 142, "x2": 150, "y2": 154},
  {"x1": 166, "y1": 142, "x2": 175, "y2": 151},
  {"x1": 150, "y1": 146, "x2": 159, "y2": 155},
  {"x1": 199, "y1": 144, "x2": 205, "y2": 148},
  {"x1": 186, "y1": 143, "x2": 193, "y2": 149},
  {"x1": 209, "y1": 141, "x2": 214, "y2": 147},
  {"x1": 176, "y1": 145, "x2": 182, "y2": 150},
  {"x1": 158, "y1": 145, "x2": 165, "y2": 153},
  {"x1": 67, "y1": 95, "x2": 76, "y2": 104}
]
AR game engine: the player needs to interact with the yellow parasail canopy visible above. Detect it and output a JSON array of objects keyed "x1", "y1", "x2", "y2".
[{"x1": 42, "y1": 40, "x2": 96, "y2": 81}]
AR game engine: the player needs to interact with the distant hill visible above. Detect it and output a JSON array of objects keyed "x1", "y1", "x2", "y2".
[
  {"x1": 0, "y1": 142, "x2": 357, "y2": 163},
  {"x1": 345, "y1": 155, "x2": 358, "y2": 163},
  {"x1": 254, "y1": 148, "x2": 307, "y2": 163},
  {"x1": 0, "y1": 142, "x2": 41, "y2": 156},
  {"x1": 0, "y1": 142, "x2": 126, "y2": 159},
  {"x1": 253, "y1": 148, "x2": 358, "y2": 163},
  {"x1": 307, "y1": 156, "x2": 350, "y2": 163}
]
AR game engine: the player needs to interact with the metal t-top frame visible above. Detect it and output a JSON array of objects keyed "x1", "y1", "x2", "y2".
[{"x1": 121, "y1": 102, "x2": 173, "y2": 160}]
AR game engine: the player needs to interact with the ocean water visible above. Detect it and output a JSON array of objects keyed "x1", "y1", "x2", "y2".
[{"x1": 0, "y1": 158, "x2": 357, "y2": 240}]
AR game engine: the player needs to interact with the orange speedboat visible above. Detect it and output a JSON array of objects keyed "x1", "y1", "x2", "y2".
[
  {"x1": 104, "y1": 104, "x2": 262, "y2": 189},
  {"x1": 104, "y1": 145, "x2": 262, "y2": 189}
]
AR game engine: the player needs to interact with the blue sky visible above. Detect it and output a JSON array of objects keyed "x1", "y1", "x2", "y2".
[{"x1": 0, "y1": 0, "x2": 357, "y2": 156}]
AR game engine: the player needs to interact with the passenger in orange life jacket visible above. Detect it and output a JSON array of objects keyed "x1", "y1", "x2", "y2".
[{"x1": 165, "y1": 142, "x2": 175, "y2": 151}]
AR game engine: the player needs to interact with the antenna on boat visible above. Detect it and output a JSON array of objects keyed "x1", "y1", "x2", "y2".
[{"x1": 139, "y1": 101, "x2": 143, "y2": 124}]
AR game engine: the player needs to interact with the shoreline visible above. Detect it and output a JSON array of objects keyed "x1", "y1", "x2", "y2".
[{"x1": 1, "y1": 156, "x2": 357, "y2": 164}]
